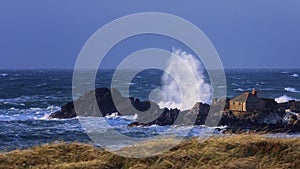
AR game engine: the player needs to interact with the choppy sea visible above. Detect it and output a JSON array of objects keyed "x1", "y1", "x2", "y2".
[{"x1": 0, "y1": 69, "x2": 300, "y2": 151}]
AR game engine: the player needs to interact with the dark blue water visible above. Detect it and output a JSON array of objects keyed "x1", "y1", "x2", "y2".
[{"x1": 0, "y1": 69, "x2": 299, "y2": 151}]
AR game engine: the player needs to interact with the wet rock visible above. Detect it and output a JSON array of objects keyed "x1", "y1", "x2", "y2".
[
  {"x1": 49, "y1": 88, "x2": 154, "y2": 119},
  {"x1": 50, "y1": 88, "x2": 300, "y2": 134}
]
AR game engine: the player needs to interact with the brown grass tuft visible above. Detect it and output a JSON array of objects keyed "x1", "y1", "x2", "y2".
[{"x1": 1, "y1": 135, "x2": 300, "y2": 169}]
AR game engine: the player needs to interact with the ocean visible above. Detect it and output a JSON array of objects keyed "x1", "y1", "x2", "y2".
[{"x1": 0, "y1": 69, "x2": 300, "y2": 151}]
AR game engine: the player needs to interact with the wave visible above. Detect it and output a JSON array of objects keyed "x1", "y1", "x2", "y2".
[
  {"x1": 0, "y1": 73, "x2": 8, "y2": 77},
  {"x1": 158, "y1": 48, "x2": 212, "y2": 110},
  {"x1": 234, "y1": 88, "x2": 244, "y2": 92},
  {"x1": 284, "y1": 87, "x2": 300, "y2": 93},
  {"x1": 260, "y1": 88, "x2": 276, "y2": 91},
  {"x1": 291, "y1": 74, "x2": 299, "y2": 77},
  {"x1": 0, "y1": 106, "x2": 60, "y2": 121},
  {"x1": 0, "y1": 95, "x2": 40, "y2": 103},
  {"x1": 126, "y1": 82, "x2": 136, "y2": 85},
  {"x1": 231, "y1": 83, "x2": 239, "y2": 87},
  {"x1": 1, "y1": 102, "x2": 26, "y2": 106},
  {"x1": 0, "y1": 95, "x2": 62, "y2": 106},
  {"x1": 275, "y1": 95, "x2": 299, "y2": 103},
  {"x1": 105, "y1": 112, "x2": 120, "y2": 118},
  {"x1": 36, "y1": 83, "x2": 47, "y2": 87}
]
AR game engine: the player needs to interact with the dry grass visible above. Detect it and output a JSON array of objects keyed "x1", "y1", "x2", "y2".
[{"x1": 1, "y1": 135, "x2": 300, "y2": 169}]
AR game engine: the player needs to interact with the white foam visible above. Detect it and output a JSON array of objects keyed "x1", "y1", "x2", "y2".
[
  {"x1": 234, "y1": 88, "x2": 244, "y2": 92},
  {"x1": 291, "y1": 74, "x2": 299, "y2": 77},
  {"x1": 38, "y1": 113, "x2": 51, "y2": 120},
  {"x1": 0, "y1": 95, "x2": 39, "y2": 103},
  {"x1": 275, "y1": 95, "x2": 299, "y2": 103},
  {"x1": 158, "y1": 49, "x2": 212, "y2": 110},
  {"x1": 36, "y1": 83, "x2": 47, "y2": 87},
  {"x1": 232, "y1": 83, "x2": 239, "y2": 87},
  {"x1": 122, "y1": 113, "x2": 138, "y2": 121},
  {"x1": 0, "y1": 73, "x2": 8, "y2": 77},
  {"x1": 105, "y1": 112, "x2": 119, "y2": 118},
  {"x1": 30, "y1": 107, "x2": 42, "y2": 111},
  {"x1": 46, "y1": 105, "x2": 60, "y2": 111},
  {"x1": 127, "y1": 82, "x2": 136, "y2": 85},
  {"x1": 284, "y1": 87, "x2": 300, "y2": 93}
]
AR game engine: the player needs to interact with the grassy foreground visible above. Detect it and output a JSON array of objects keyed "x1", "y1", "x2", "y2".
[{"x1": 1, "y1": 135, "x2": 300, "y2": 169}]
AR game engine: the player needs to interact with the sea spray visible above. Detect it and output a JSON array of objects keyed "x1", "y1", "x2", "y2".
[{"x1": 157, "y1": 49, "x2": 212, "y2": 110}]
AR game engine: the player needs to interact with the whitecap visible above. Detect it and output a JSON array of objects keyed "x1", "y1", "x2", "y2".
[
  {"x1": 275, "y1": 95, "x2": 299, "y2": 103},
  {"x1": 232, "y1": 83, "x2": 239, "y2": 87},
  {"x1": 284, "y1": 87, "x2": 300, "y2": 93},
  {"x1": 46, "y1": 105, "x2": 60, "y2": 111},
  {"x1": 291, "y1": 74, "x2": 299, "y2": 77},
  {"x1": 29, "y1": 107, "x2": 42, "y2": 111},
  {"x1": 127, "y1": 82, "x2": 136, "y2": 85},
  {"x1": 36, "y1": 83, "x2": 47, "y2": 87},
  {"x1": 122, "y1": 113, "x2": 138, "y2": 121},
  {"x1": 105, "y1": 112, "x2": 120, "y2": 118},
  {"x1": 45, "y1": 96, "x2": 60, "y2": 99},
  {"x1": 234, "y1": 88, "x2": 244, "y2": 92},
  {"x1": 38, "y1": 113, "x2": 51, "y2": 120},
  {"x1": 0, "y1": 73, "x2": 8, "y2": 77}
]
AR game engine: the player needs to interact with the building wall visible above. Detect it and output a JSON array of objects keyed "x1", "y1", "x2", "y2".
[
  {"x1": 246, "y1": 101, "x2": 265, "y2": 112},
  {"x1": 229, "y1": 100, "x2": 265, "y2": 112},
  {"x1": 229, "y1": 101, "x2": 244, "y2": 111}
]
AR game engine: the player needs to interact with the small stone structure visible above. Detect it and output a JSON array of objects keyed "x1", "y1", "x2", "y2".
[{"x1": 229, "y1": 89, "x2": 265, "y2": 112}]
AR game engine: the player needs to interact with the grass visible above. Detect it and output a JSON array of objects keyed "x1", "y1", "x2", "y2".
[{"x1": 1, "y1": 135, "x2": 300, "y2": 168}]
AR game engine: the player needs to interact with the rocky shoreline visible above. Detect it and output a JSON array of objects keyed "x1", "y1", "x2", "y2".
[{"x1": 50, "y1": 88, "x2": 300, "y2": 134}]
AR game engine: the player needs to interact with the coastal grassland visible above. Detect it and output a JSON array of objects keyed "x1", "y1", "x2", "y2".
[{"x1": 0, "y1": 135, "x2": 300, "y2": 169}]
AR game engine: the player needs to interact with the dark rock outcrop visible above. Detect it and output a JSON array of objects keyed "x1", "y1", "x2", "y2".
[
  {"x1": 50, "y1": 88, "x2": 300, "y2": 134},
  {"x1": 50, "y1": 88, "x2": 154, "y2": 119},
  {"x1": 278, "y1": 100, "x2": 300, "y2": 113}
]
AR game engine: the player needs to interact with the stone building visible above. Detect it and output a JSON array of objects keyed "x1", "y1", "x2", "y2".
[{"x1": 229, "y1": 89, "x2": 265, "y2": 112}]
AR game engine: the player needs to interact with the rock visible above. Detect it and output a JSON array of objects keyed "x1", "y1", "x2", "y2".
[
  {"x1": 49, "y1": 88, "x2": 155, "y2": 119},
  {"x1": 181, "y1": 102, "x2": 210, "y2": 125},
  {"x1": 49, "y1": 101, "x2": 76, "y2": 119},
  {"x1": 278, "y1": 100, "x2": 300, "y2": 113},
  {"x1": 50, "y1": 87, "x2": 300, "y2": 134}
]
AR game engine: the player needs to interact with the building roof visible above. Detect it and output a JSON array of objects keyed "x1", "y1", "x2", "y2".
[{"x1": 231, "y1": 92, "x2": 250, "y2": 102}]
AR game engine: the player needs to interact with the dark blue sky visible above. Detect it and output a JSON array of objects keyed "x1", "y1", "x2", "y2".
[{"x1": 1, "y1": 0, "x2": 300, "y2": 69}]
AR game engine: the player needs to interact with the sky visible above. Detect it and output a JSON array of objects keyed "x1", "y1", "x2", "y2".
[{"x1": 0, "y1": 0, "x2": 300, "y2": 69}]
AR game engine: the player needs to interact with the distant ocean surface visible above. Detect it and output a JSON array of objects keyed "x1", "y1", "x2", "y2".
[{"x1": 0, "y1": 69, "x2": 300, "y2": 151}]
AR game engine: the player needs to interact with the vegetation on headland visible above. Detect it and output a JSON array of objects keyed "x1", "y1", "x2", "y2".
[{"x1": 1, "y1": 135, "x2": 300, "y2": 169}]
